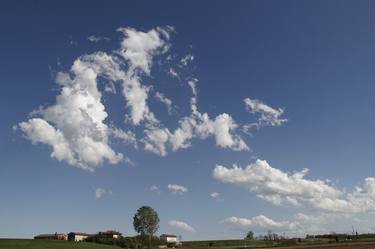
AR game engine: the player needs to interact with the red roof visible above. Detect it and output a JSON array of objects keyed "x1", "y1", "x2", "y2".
[
  {"x1": 69, "y1": 232, "x2": 92, "y2": 236},
  {"x1": 161, "y1": 234, "x2": 177, "y2": 238},
  {"x1": 34, "y1": 234, "x2": 66, "y2": 238}
]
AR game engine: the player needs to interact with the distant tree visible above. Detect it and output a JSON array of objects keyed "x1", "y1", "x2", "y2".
[
  {"x1": 267, "y1": 230, "x2": 273, "y2": 241},
  {"x1": 272, "y1": 233, "x2": 279, "y2": 241},
  {"x1": 245, "y1": 231, "x2": 254, "y2": 240},
  {"x1": 133, "y1": 206, "x2": 160, "y2": 249}
]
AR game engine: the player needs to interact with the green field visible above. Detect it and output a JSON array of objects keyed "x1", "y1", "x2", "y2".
[
  {"x1": 0, "y1": 239, "x2": 121, "y2": 249},
  {"x1": 0, "y1": 239, "x2": 276, "y2": 249},
  {"x1": 182, "y1": 239, "x2": 279, "y2": 249}
]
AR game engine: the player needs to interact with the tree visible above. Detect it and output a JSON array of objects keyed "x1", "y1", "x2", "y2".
[
  {"x1": 133, "y1": 206, "x2": 160, "y2": 249},
  {"x1": 245, "y1": 231, "x2": 254, "y2": 240}
]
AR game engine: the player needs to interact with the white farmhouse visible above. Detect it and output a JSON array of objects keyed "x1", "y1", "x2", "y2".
[
  {"x1": 160, "y1": 234, "x2": 178, "y2": 243},
  {"x1": 68, "y1": 232, "x2": 91, "y2": 242}
]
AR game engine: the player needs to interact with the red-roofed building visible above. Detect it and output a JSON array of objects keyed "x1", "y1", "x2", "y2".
[{"x1": 34, "y1": 233, "x2": 67, "y2": 240}]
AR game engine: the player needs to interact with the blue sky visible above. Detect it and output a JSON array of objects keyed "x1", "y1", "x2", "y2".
[{"x1": 1, "y1": 0, "x2": 375, "y2": 240}]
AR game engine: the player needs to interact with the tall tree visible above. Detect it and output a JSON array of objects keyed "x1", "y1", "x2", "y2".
[{"x1": 133, "y1": 206, "x2": 160, "y2": 249}]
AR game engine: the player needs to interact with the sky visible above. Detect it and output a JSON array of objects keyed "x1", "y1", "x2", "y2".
[{"x1": 0, "y1": 0, "x2": 375, "y2": 240}]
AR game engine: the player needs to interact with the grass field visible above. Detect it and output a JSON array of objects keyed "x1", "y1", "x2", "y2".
[
  {"x1": 0, "y1": 239, "x2": 121, "y2": 249},
  {"x1": 182, "y1": 239, "x2": 279, "y2": 249},
  {"x1": 3, "y1": 238, "x2": 375, "y2": 249}
]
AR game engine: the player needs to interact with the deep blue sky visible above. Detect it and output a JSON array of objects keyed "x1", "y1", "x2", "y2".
[{"x1": 1, "y1": 0, "x2": 375, "y2": 240}]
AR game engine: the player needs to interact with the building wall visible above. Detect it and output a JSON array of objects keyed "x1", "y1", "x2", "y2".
[
  {"x1": 74, "y1": 235, "x2": 88, "y2": 242},
  {"x1": 166, "y1": 237, "x2": 178, "y2": 243}
]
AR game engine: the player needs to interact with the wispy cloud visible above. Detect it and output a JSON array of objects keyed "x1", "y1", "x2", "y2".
[
  {"x1": 168, "y1": 184, "x2": 188, "y2": 194},
  {"x1": 168, "y1": 220, "x2": 195, "y2": 232},
  {"x1": 210, "y1": 192, "x2": 224, "y2": 202},
  {"x1": 243, "y1": 97, "x2": 287, "y2": 132},
  {"x1": 95, "y1": 188, "x2": 110, "y2": 199},
  {"x1": 88, "y1": 35, "x2": 110, "y2": 43},
  {"x1": 155, "y1": 92, "x2": 174, "y2": 115}
]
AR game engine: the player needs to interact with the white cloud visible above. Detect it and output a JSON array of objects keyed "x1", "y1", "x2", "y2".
[
  {"x1": 18, "y1": 55, "x2": 126, "y2": 171},
  {"x1": 142, "y1": 79, "x2": 249, "y2": 156},
  {"x1": 95, "y1": 188, "x2": 108, "y2": 199},
  {"x1": 88, "y1": 35, "x2": 110, "y2": 43},
  {"x1": 150, "y1": 185, "x2": 159, "y2": 191},
  {"x1": 168, "y1": 184, "x2": 188, "y2": 194},
  {"x1": 224, "y1": 215, "x2": 300, "y2": 232},
  {"x1": 117, "y1": 27, "x2": 169, "y2": 74},
  {"x1": 210, "y1": 192, "x2": 224, "y2": 202},
  {"x1": 213, "y1": 159, "x2": 375, "y2": 214},
  {"x1": 19, "y1": 118, "x2": 76, "y2": 165},
  {"x1": 109, "y1": 127, "x2": 137, "y2": 147},
  {"x1": 116, "y1": 27, "x2": 172, "y2": 125},
  {"x1": 155, "y1": 92, "x2": 174, "y2": 115},
  {"x1": 168, "y1": 68, "x2": 179, "y2": 79},
  {"x1": 180, "y1": 54, "x2": 194, "y2": 66},
  {"x1": 168, "y1": 220, "x2": 195, "y2": 232},
  {"x1": 18, "y1": 26, "x2": 260, "y2": 170},
  {"x1": 244, "y1": 97, "x2": 287, "y2": 129}
]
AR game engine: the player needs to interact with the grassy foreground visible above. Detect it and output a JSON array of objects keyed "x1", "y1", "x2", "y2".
[{"x1": 0, "y1": 239, "x2": 121, "y2": 249}]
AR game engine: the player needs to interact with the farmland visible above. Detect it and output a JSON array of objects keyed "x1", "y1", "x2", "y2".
[
  {"x1": 3, "y1": 239, "x2": 375, "y2": 249},
  {"x1": 0, "y1": 239, "x2": 121, "y2": 249}
]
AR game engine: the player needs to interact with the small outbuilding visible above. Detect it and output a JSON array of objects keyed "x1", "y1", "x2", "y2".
[{"x1": 68, "y1": 232, "x2": 92, "y2": 242}]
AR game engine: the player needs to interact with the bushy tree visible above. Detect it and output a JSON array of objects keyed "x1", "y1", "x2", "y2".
[
  {"x1": 245, "y1": 231, "x2": 254, "y2": 240},
  {"x1": 133, "y1": 206, "x2": 160, "y2": 249}
]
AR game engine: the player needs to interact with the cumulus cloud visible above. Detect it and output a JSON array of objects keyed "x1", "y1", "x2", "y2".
[
  {"x1": 213, "y1": 159, "x2": 375, "y2": 214},
  {"x1": 117, "y1": 27, "x2": 172, "y2": 125},
  {"x1": 18, "y1": 26, "x2": 265, "y2": 170},
  {"x1": 19, "y1": 118, "x2": 76, "y2": 165},
  {"x1": 168, "y1": 184, "x2": 188, "y2": 194},
  {"x1": 18, "y1": 54, "x2": 126, "y2": 170},
  {"x1": 117, "y1": 27, "x2": 168, "y2": 74},
  {"x1": 244, "y1": 97, "x2": 287, "y2": 131},
  {"x1": 168, "y1": 220, "x2": 195, "y2": 232}
]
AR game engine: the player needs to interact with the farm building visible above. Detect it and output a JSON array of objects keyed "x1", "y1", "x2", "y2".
[
  {"x1": 68, "y1": 232, "x2": 93, "y2": 242},
  {"x1": 160, "y1": 234, "x2": 178, "y2": 243},
  {"x1": 98, "y1": 230, "x2": 122, "y2": 239},
  {"x1": 34, "y1": 233, "x2": 67, "y2": 240}
]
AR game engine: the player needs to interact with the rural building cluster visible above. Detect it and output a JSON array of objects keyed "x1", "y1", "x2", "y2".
[
  {"x1": 34, "y1": 230, "x2": 122, "y2": 242},
  {"x1": 33, "y1": 231, "x2": 179, "y2": 244}
]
